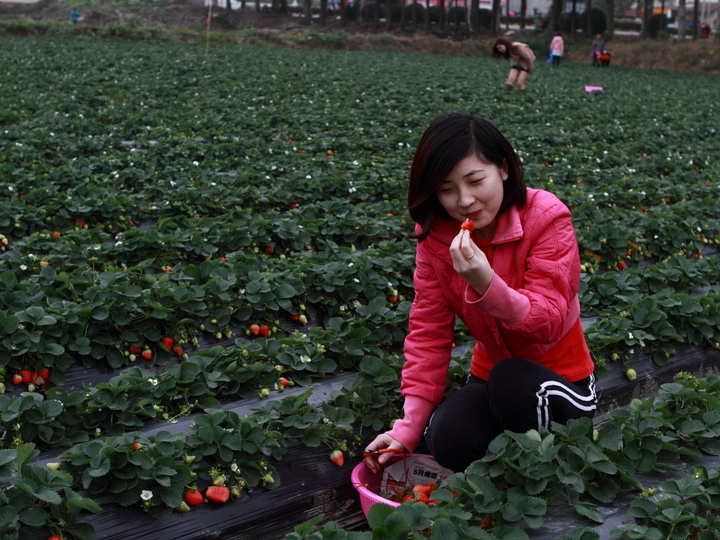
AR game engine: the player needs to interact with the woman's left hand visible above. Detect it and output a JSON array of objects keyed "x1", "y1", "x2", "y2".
[{"x1": 449, "y1": 229, "x2": 493, "y2": 296}]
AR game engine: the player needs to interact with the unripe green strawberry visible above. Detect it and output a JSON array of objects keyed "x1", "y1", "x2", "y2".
[
  {"x1": 46, "y1": 462, "x2": 61, "y2": 471},
  {"x1": 263, "y1": 473, "x2": 275, "y2": 484},
  {"x1": 626, "y1": 368, "x2": 637, "y2": 381},
  {"x1": 177, "y1": 501, "x2": 191, "y2": 512},
  {"x1": 213, "y1": 475, "x2": 226, "y2": 486}
]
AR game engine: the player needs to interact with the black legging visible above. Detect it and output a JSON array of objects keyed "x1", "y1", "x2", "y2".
[{"x1": 423, "y1": 357, "x2": 597, "y2": 472}]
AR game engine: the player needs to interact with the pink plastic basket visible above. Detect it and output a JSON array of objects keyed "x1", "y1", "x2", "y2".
[{"x1": 351, "y1": 453, "x2": 425, "y2": 517}]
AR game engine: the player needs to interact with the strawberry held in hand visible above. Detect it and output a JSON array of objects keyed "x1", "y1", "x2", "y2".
[{"x1": 460, "y1": 218, "x2": 475, "y2": 231}]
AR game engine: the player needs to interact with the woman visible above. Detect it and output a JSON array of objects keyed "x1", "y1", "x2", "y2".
[
  {"x1": 491, "y1": 38, "x2": 536, "y2": 90},
  {"x1": 364, "y1": 113, "x2": 597, "y2": 473}
]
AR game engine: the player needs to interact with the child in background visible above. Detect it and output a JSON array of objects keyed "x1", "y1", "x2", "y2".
[{"x1": 549, "y1": 32, "x2": 564, "y2": 66}]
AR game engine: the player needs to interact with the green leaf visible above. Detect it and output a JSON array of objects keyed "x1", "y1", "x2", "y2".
[
  {"x1": 34, "y1": 486, "x2": 63, "y2": 505},
  {"x1": 574, "y1": 502, "x2": 604, "y2": 524},
  {"x1": 18, "y1": 505, "x2": 47, "y2": 527},
  {"x1": 430, "y1": 517, "x2": 459, "y2": 539}
]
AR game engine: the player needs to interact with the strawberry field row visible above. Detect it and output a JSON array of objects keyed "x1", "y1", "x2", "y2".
[{"x1": 1, "y1": 35, "x2": 720, "y2": 540}]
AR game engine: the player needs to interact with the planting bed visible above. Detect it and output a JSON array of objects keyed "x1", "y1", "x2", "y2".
[{"x1": 1, "y1": 36, "x2": 720, "y2": 540}]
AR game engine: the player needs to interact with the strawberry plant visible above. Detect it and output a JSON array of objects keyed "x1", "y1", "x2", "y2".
[{"x1": 1, "y1": 35, "x2": 720, "y2": 539}]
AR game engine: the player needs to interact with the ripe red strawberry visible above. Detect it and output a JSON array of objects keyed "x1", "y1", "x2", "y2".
[
  {"x1": 417, "y1": 493, "x2": 431, "y2": 503},
  {"x1": 279, "y1": 377, "x2": 290, "y2": 388},
  {"x1": 259, "y1": 325, "x2": 270, "y2": 338},
  {"x1": 173, "y1": 345, "x2": 183, "y2": 356},
  {"x1": 412, "y1": 482, "x2": 435, "y2": 496},
  {"x1": 329, "y1": 450, "x2": 344, "y2": 467},
  {"x1": 76, "y1": 220, "x2": 85, "y2": 227},
  {"x1": 38, "y1": 368, "x2": 50, "y2": 380},
  {"x1": 289, "y1": 314, "x2": 299, "y2": 321},
  {"x1": 265, "y1": 246, "x2": 275, "y2": 254},
  {"x1": 12, "y1": 374, "x2": 23, "y2": 385},
  {"x1": 162, "y1": 337, "x2": 175, "y2": 350},
  {"x1": 48, "y1": 536, "x2": 63, "y2": 540},
  {"x1": 129, "y1": 345, "x2": 141, "y2": 354},
  {"x1": 52, "y1": 231, "x2": 61, "y2": 238},
  {"x1": 460, "y1": 218, "x2": 475, "y2": 231},
  {"x1": 205, "y1": 485, "x2": 230, "y2": 503},
  {"x1": 20, "y1": 370, "x2": 33, "y2": 384},
  {"x1": 388, "y1": 295, "x2": 398, "y2": 303},
  {"x1": 617, "y1": 261, "x2": 627, "y2": 270},
  {"x1": 250, "y1": 324, "x2": 260, "y2": 336},
  {"x1": 141, "y1": 349, "x2": 153, "y2": 360},
  {"x1": 184, "y1": 489, "x2": 203, "y2": 506}
]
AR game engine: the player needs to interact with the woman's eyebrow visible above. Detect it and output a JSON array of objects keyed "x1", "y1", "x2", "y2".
[{"x1": 463, "y1": 168, "x2": 486, "y2": 178}]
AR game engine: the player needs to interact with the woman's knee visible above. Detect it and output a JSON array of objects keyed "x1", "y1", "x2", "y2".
[{"x1": 423, "y1": 383, "x2": 499, "y2": 471}]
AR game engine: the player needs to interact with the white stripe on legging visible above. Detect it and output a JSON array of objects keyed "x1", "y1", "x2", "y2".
[{"x1": 535, "y1": 374, "x2": 597, "y2": 431}]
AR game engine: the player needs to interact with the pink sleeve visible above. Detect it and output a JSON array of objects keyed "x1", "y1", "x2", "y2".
[
  {"x1": 467, "y1": 199, "x2": 581, "y2": 344},
  {"x1": 386, "y1": 395, "x2": 436, "y2": 452},
  {"x1": 400, "y1": 245, "x2": 456, "y2": 405}
]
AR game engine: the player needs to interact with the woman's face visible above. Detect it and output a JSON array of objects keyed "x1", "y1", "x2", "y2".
[
  {"x1": 436, "y1": 154, "x2": 507, "y2": 239},
  {"x1": 495, "y1": 43, "x2": 506, "y2": 54}
]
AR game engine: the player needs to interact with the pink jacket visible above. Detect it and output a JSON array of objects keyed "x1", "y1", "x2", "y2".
[
  {"x1": 550, "y1": 35, "x2": 564, "y2": 56},
  {"x1": 387, "y1": 188, "x2": 591, "y2": 451}
]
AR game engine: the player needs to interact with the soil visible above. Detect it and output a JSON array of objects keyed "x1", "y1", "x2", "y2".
[{"x1": 2, "y1": 0, "x2": 720, "y2": 75}]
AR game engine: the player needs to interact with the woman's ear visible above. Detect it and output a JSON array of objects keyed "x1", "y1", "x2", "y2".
[{"x1": 501, "y1": 160, "x2": 509, "y2": 181}]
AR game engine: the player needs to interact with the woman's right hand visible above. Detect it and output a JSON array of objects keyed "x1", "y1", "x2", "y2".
[{"x1": 363, "y1": 433, "x2": 406, "y2": 474}]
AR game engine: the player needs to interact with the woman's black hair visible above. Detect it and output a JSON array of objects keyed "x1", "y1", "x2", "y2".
[
  {"x1": 491, "y1": 37, "x2": 513, "y2": 60},
  {"x1": 407, "y1": 112, "x2": 526, "y2": 241}
]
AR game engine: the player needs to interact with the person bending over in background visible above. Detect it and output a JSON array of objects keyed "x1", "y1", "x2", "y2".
[
  {"x1": 364, "y1": 113, "x2": 597, "y2": 473},
  {"x1": 491, "y1": 38, "x2": 536, "y2": 90}
]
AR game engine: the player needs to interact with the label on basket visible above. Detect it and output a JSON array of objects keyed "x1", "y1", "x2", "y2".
[{"x1": 380, "y1": 455, "x2": 453, "y2": 498}]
